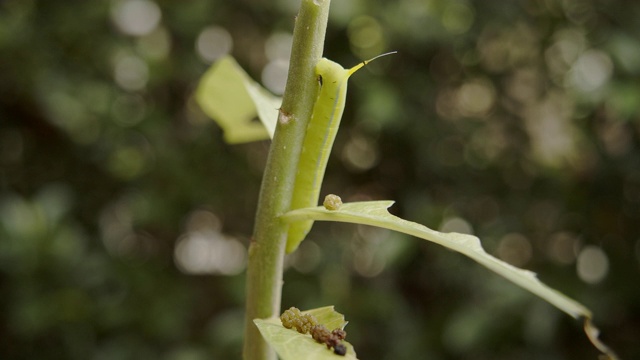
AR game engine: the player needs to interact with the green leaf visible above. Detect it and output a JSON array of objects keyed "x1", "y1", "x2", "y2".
[
  {"x1": 281, "y1": 201, "x2": 619, "y2": 360},
  {"x1": 254, "y1": 306, "x2": 357, "y2": 360},
  {"x1": 303, "y1": 306, "x2": 348, "y2": 331},
  {"x1": 195, "y1": 56, "x2": 280, "y2": 144}
]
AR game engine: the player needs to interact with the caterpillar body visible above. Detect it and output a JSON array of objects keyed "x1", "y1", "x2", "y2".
[{"x1": 286, "y1": 52, "x2": 396, "y2": 253}]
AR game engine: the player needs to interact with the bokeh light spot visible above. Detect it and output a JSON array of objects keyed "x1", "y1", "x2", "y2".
[
  {"x1": 185, "y1": 209, "x2": 222, "y2": 233},
  {"x1": 348, "y1": 16, "x2": 385, "y2": 56},
  {"x1": 576, "y1": 245, "x2": 609, "y2": 284},
  {"x1": 113, "y1": 53, "x2": 149, "y2": 91},
  {"x1": 440, "y1": 217, "x2": 473, "y2": 234},
  {"x1": 261, "y1": 59, "x2": 289, "y2": 95},
  {"x1": 99, "y1": 194, "x2": 152, "y2": 259},
  {"x1": 524, "y1": 93, "x2": 578, "y2": 167},
  {"x1": 342, "y1": 134, "x2": 379, "y2": 172},
  {"x1": 286, "y1": 240, "x2": 322, "y2": 273},
  {"x1": 111, "y1": 0, "x2": 162, "y2": 37},
  {"x1": 0, "y1": 194, "x2": 46, "y2": 241},
  {"x1": 174, "y1": 210, "x2": 246, "y2": 275},
  {"x1": 265, "y1": 32, "x2": 293, "y2": 61},
  {"x1": 196, "y1": 26, "x2": 233, "y2": 64},
  {"x1": 545, "y1": 29, "x2": 587, "y2": 82},
  {"x1": 505, "y1": 68, "x2": 542, "y2": 104},
  {"x1": 477, "y1": 23, "x2": 538, "y2": 73},
  {"x1": 547, "y1": 232, "x2": 579, "y2": 265},
  {"x1": 349, "y1": 226, "x2": 392, "y2": 278},
  {"x1": 174, "y1": 231, "x2": 246, "y2": 275},
  {"x1": 567, "y1": 49, "x2": 613, "y2": 93},
  {"x1": 456, "y1": 79, "x2": 495, "y2": 117},
  {"x1": 352, "y1": 249, "x2": 386, "y2": 277},
  {"x1": 497, "y1": 233, "x2": 532, "y2": 267}
]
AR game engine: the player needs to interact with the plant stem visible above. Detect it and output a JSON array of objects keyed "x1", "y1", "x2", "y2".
[{"x1": 242, "y1": 1, "x2": 330, "y2": 359}]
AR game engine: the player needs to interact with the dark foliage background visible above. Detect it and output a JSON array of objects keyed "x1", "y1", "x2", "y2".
[{"x1": 1, "y1": 0, "x2": 639, "y2": 359}]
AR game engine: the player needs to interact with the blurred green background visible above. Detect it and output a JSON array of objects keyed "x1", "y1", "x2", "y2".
[{"x1": 1, "y1": 0, "x2": 639, "y2": 359}]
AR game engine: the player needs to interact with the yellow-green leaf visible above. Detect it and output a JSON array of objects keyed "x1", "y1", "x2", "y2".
[
  {"x1": 195, "y1": 56, "x2": 279, "y2": 143},
  {"x1": 254, "y1": 306, "x2": 356, "y2": 360},
  {"x1": 281, "y1": 201, "x2": 618, "y2": 360},
  {"x1": 303, "y1": 306, "x2": 348, "y2": 331}
]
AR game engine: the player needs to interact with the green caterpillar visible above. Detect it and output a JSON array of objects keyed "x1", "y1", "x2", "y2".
[{"x1": 286, "y1": 52, "x2": 396, "y2": 253}]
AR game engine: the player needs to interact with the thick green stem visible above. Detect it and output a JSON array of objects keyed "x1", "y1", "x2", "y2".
[{"x1": 242, "y1": 1, "x2": 331, "y2": 360}]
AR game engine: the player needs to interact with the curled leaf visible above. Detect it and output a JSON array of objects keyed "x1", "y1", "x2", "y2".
[
  {"x1": 281, "y1": 201, "x2": 618, "y2": 360},
  {"x1": 254, "y1": 306, "x2": 355, "y2": 360},
  {"x1": 196, "y1": 56, "x2": 279, "y2": 143}
]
